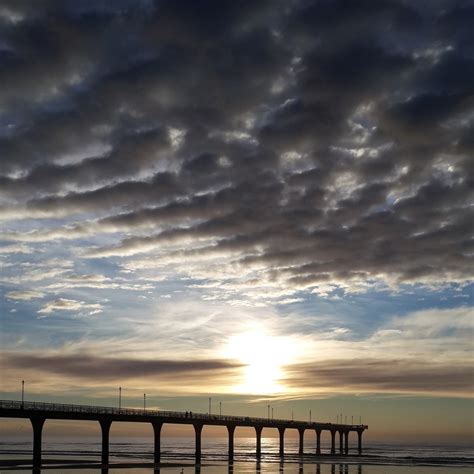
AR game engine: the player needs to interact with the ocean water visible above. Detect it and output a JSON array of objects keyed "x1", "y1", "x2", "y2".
[{"x1": 0, "y1": 437, "x2": 473, "y2": 473}]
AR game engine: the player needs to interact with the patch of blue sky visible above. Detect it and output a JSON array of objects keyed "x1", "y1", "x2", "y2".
[{"x1": 274, "y1": 283, "x2": 472, "y2": 340}]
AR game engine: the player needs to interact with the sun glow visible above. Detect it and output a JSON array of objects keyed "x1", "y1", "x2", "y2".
[{"x1": 224, "y1": 330, "x2": 299, "y2": 394}]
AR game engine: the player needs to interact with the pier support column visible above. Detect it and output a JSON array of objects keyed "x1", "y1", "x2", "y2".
[
  {"x1": 194, "y1": 423, "x2": 203, "y2": 463},
  {"x1": 339, "y1": 430, "x2": 344, "y2": 454},
  {"x1": 316, "y1": 429, "x2": 321, "y2": 455},
  {"x1": 357, "y1": 430, "x2": 363, "y2": 455},
  {"x1": 255, "y1": 426, "x2": 263, "y2": 458},
  {"x1": 298, "y1": 428, "x2": 305, "y2": 455},
  {"x1": 99, "y1": 419, "x2": 112, "y2": 466},
  {"x1": 30, "y1": 417, "x2": 45, "y2": 470},
  {"x1": 278, "y1": 427, "x2": 285, "y2": 457},
  {"x1": 152, "y1": 422, "x2": 162, "y2": 464},
  {"x1": 344, "y1": 431, "x2": 349, "y2": 454},
  {"x1": 227, "y1": 425, "x2": 235, "y2": 460},
  {"x1": 330, "y1": 430, "x2": 336, "y2": 455}
]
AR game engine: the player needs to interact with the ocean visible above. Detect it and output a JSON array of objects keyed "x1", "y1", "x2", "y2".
[{"x1": 0, "y1": 437, "x2": 473, "y2": 473}]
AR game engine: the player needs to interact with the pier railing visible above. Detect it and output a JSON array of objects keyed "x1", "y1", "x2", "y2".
[{"x1": 0, "y1": 399, "x2": 365, "y2": 428}]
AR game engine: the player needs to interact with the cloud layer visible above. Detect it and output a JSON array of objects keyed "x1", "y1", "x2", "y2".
[
  {"x1": 0, "y1": 0, "x2": 472, "y2": 305},
  {"x1": 1, "y1": 352, "x2": 241, "y2": 382},
  {"x1": 286, "y1": 359, "x2": 474, "y2": 396}
]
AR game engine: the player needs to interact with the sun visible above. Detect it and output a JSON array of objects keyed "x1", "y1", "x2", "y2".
[{"x1": 224, "y1": 330, "x2": 299, "y2": 395}]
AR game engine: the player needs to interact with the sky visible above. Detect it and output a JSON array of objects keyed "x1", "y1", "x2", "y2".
[{"x1": 0, "y1": 0, "x2": 473, "y2": 444}]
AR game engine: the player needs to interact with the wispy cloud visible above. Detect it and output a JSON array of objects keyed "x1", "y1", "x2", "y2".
[
  {"x1": 37, "y1": 298, "x2": 104, "y2": 316},
  {"x1": 6, "y1": 290, "x2": 45, "y2": 301},
  {"x1": 0, "y1": 243, "x2": 33, "y2": 254}
]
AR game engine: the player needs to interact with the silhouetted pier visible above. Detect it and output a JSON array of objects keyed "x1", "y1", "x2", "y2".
[{"x1": 0, "y1": 399, "x2": 367, "y2": 469}]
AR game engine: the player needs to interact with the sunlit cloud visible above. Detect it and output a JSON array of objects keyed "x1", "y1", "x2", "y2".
[
  {"x1": 37, "y1": 298, "x2": 104, "y2": 316},
  {"x1": 0, "y1": 243, "x2": 33, "y2": 254},
  {"x1": 6, "y1": 290, "x2": 45, "y2": 301}
]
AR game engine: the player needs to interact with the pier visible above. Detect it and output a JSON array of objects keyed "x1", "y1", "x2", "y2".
[{"x1": 0, "y1": 399, "x2": 367, "y2": 469}]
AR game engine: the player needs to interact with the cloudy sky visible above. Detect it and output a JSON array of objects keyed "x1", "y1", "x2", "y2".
[{"x1": 0, "y1": 0, "x2": 473, "y2": 442}]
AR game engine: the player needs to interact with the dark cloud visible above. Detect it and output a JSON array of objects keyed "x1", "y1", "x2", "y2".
[
  {"x1": 285, "y1": 358, "x2": 474, "y2": 395},
  {"x1": 0, "y1": 0, "x2": 472, "y2": 294},
  {"x1": 1, "y1": 352, "x2": 242, "y2": 381},
  {"x1": 25, "y1": 171, "x2": 181, "y2": 216},
  {"x1": 0, "y1": 128, "x2": 171, "y2": 199}
]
